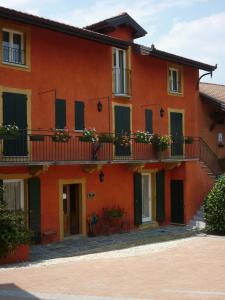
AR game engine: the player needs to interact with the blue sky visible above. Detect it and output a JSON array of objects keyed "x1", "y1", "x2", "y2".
[{"x1": 1, "y1": 0, "x2": 225, "y2": 83}]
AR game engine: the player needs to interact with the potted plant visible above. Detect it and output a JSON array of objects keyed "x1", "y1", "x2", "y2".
[
  {"x1": 52, "y1": 128, "x2": 71, "y2": 143},
  {"x1": 0, "y1": 188, "x2": 31, "y2": 264},
  {"x1": 151, "y1": 134, "x2": 171, "y2": 159},
  {"x1": 30, "y1": 134, "x2": 45, "y2": 142},
  {"x1": 184, "y1": 136, "x2": 194, "y2": 144},
  {"x1": 115, "y1": 132, "x2": 131, "y2": 148},
  {"x1": 79, "y1": 128, "x2": 99, "y2": 143},
  {"x1": 134, "y1": 131, "x2": 152, "y2": 144},
  {"x1": 0, "y1": 123, "x2": 19, "y2": 140},
  {"x1": 87, "y1": 213, "x2": 99, "y2": 237},
  {"x1": 98, "y1": 133, "x2": 114, "y2": 144}
]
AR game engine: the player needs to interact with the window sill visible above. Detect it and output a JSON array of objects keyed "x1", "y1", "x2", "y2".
[
  {"x1": 168, "y1": 90, "x2": 183, "y2": 96},
  {"x1": 114, "y1": 93, "x2": 131, "y2": 98},
  {"x1": 2, "y1": 61, "x2": 29, "y2": 69}
]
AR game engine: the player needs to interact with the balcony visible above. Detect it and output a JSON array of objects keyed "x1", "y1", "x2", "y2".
[
  {"x1": 2, "y1": 46, "x2": 25, "y2": 65},
  {"x1": 113, "y1": 68, "x2": 131, "y2": 97},
  {"x1": 0, "y1": 130, "x2": 201, "y2": 166}
]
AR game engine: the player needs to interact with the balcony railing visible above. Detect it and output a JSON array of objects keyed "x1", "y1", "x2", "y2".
[
  {"x1": 2, "y1": 46, "x2": 25, "y2": 65},
  {"x1": 0, "y1": 130, "x2": 202, "y2": 165},
  {"x1": 113, "y1": 68, "x2": 131, "y2": 96}
]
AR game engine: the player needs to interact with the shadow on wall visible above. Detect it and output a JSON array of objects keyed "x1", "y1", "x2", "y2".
[{"x1": 0, "y1": 283, "x2": 40, "y2": 299}]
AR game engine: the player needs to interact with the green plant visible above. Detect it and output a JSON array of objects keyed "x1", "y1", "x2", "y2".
[
  {"x1": 103, "y1": 206, "x2": 125, "y2": 218},
  {"x1": 98, "y1": 133, "x2": 114, "y2": 143},
  {"x1": 0, "y1": 192, "x2": 30, "y2": 258},
  {"x1": 134, "y1": 131, "x2": 152, "y2": 144},
  {"x1": 79, "y1": 128, "x2": 99, "y2": 143},
  {"x1": 203, "y1": 174, "x2": 225, "y2": 234},
  {"x1": 151, "y1": 134, "x2": 171, "y2": 152},
  {"x1": 52, "y1": 128, "x2": 71, "y2": 142},
  {"x1": 0, "y1": 123, "x2": 19, "y2": 137},
  {"x1": 115, "y1": 132, "x2": 130, "y2": 148},
  {"x1": 184, "y1": 136, "x2": 194, "y2": 144}
]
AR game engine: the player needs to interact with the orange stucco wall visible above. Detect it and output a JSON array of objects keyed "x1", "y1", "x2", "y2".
[{"x1": 0, "y1": 19, "x2": 214, "y2": 242}]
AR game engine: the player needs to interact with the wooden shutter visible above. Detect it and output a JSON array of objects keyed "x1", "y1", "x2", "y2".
[
  {"x1": 55, "y1": 99, "x2": 66, "y2": 129},
  {"x1": 134, "y1": 173, "x2": 142, "y2": 225},
  {"x1": 28, "y1": 178, "x2": 41, "y2": 243},
  {"x1": 75, "y1": 101, "x2": 84, "y2": 130},
  {"x1": 156, "y1": 170, "x2": 165, "y2": 223},
  {"x1": 0, "y1": 179, "x2": 3, "y2": 203},
  {"x1": 171, "y1": 180, "x2": 184, "y2": 224},
  {"x1": 145, "y1": 109, "x2": 153, "y2": 133}
]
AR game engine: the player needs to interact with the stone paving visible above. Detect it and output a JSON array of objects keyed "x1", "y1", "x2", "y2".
[{"x1": 30, "y1": 225, "x2": 196, "y2": 262}]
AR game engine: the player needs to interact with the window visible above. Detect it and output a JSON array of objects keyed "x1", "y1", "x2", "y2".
[
  {"x1": 169, "y1": 67, "x2": 182, "y2": 94},
  {"x1": 2, "y1": 29, "x2": 25, "y2": 65},
  {"x1": 55, "y1": 99, "x2": 66, "y2": 129},
  {"x1": 75, "y1": 101, "x2": 85, "y2": 130},
  {"x1": 145, "y1": 109, "x2": 153, "y2": 133},
  {"x1": 2, "y1": 179, "x2": 24, "y2": 211},
  {"x1": 113, "y1": 48, "x2": 130, "y2": 95}
]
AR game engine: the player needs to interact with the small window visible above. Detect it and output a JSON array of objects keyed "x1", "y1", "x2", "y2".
[
  {"x1": 2, "y1": 29, "x2": 25, "y2": 65},
  {"x1": 3, "y1": 179, "x2": 24, "y2": 211},
  {"x1": 113, "y1": 48, "x2": 130, "y2": 95},
  {"x1": 145, "y1": 109, "x2": 153, "y2": 134},
  {"x1": 169, "y1": 68, "x2": 182, "y2": 94},
  {"x1": 75, "y1": 101, "x2": 85, "y2": 130},
  {"x1": 55, "y1": 99, "x2": 66, "y2": 129}
]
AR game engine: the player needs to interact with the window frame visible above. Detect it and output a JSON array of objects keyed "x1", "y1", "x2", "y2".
[
  {"x1": 3, "y1": 179, "x2": 24, "y2": 211},
  {"x1": 2, "y1": 28, "x2": 25, "y2": 66},
  {"x1": 168, "y1": 67, "x2": 183, "y2": 95},
  {"x1": 113, "y1": 47, "x2": 127, "y2": 96}
]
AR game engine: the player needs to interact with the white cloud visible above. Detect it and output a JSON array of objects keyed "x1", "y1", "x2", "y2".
[{"x1": 156, "y1": 13, "x2": 225, "y2": 83}]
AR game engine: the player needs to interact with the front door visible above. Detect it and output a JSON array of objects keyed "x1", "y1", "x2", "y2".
[
  {"x1": 63, "y1": 184, "x2": 80, "y2": 237},
  {"x1": 142, "y1": 174, "x2": 152, "y2": 223},
  {"x1": 170, "y1": 112, "x2": 183, "y2": 156},
  {"x1": 171, "y1": 180, "x2": 184, "y2": 224},
  {"x1": 3, "y1": 92, "x2": 28, "y2": 156},
  {"x1": 114, "y1": 105, "x2": 131, "y2": 156}
]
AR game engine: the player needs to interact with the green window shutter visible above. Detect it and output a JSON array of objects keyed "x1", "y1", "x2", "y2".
[
  {"x1": 134, "y1": 173, "x2": 142, "y2": 225},
  {"x1": 28, "y1": 178, "x2": 41, "y2": 243},
  {"x1": 0, "y1": 179, "x2": 3, "y2": 204},
  {"x1": 156, "y1": 170, "x2": 165, "y2": 223},
  {"x1": 145, "y1": 109, "x2": 153, "y2": 133},
  {"x1": 75, "y1": 101, "x2": 85, "y2": 130},
  {"x1": 55, "y1": 99, "x2": 66, "y2": 129}
]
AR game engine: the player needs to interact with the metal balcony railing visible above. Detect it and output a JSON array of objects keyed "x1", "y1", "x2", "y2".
[
  {"x1": 2, "y1": 46, "x2": 26, "y2": 65},
  {"x1": 0, "y1": 130, "x2": 204, "y2": 165},
  {"x1": 113, "y1": 68, "x2": 131, "y2": 96}
]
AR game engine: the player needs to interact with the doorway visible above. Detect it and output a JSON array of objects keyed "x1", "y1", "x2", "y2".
[
  {"x1": 170, "y1": 180, "x2": 184, "y2": 224},
  {"x1": 142, "y1": 173, "x2": 152, "y2": 223},
  {"x1": 63, "y1": 184, "x2": 80, "y2": 237},
  {"x1": 170, "y1": 111, "x2": 184, "y2": 156}
]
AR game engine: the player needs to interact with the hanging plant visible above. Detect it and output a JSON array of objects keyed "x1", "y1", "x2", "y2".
[
  {"x1": 134, "y1": 131, "x2": 152, "y2": 144},
  {"x1": 52, "y1": 128, "x2": 71, "y2": 143},
  {"x1": 184, "y1": 136, "x2": 194, "y2": 144},
  {"x1": 0, "y1": 123, "x2": 19, "y2": 140},
  {"x1": 98, "y1": 133, "x2": 115, "y2": 144},
  {"x1": 79, "y1": 128, "x2": 99, "y2": 143},
  {"x1": 115, "y1": 132, "x2": 131, "y2": 148},
  {"x1": 151, "y1": 134, "x2": 171, "y2": 152}
]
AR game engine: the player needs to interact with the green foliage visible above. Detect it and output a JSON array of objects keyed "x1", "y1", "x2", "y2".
[
  {"x1": 98, "y1": 133, "x2": 114, "y2": 143},
  {"x1": 184, "y1": 136, "x2": 194, "y2": 144},
  {"x1": 151, "y1": 134, "x2": 171, "y2": 152},
  {"x1": 103, "y1": 206, "x2": 125, "y2": 218},
  {"x1": 134, "y1": 131, "x2": 152, "y2": 144},
  {"x1": 0, "y1": 192, "x2": 30, "y2": 258},
  {"x1": 204, "y1": 174, "x2": 225, "y2": 234},
  {"x1": 0, "y1": 123, "x2": 19, "y2": 137}
]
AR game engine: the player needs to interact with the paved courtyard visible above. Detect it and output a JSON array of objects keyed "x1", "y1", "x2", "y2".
[{"x1": 0, "y1": 234, "x2": 225, "y2": 300}]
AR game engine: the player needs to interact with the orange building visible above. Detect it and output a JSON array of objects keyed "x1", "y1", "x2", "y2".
[{"x1": 0, "y1": 7, "x2": 221, "y2": 243}]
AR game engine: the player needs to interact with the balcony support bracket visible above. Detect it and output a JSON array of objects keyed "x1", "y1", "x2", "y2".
[
  {"x1": 163, "y1": 162, "x2": 181, "y2": 170},
  {"x1": 127, "y1": 163, "x2": 145, "y2": 173},
  {"x1": 81, "y1": 164, "x2": 103, "y2": 174},
  {"x1": 28, "y1": 165, "x2": 49, "y2": 176}
]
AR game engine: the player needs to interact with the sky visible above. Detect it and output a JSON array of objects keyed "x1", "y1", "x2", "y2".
[{"x1": 0, "y1": 0, "x2": 225, "y2": 84}]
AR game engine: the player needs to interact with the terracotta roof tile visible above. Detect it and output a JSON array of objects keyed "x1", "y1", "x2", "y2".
[{"x1": 200, "y1": 83, "x2": 225, "y2": 104}]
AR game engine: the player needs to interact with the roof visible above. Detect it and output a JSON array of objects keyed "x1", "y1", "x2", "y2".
[
  {"x1": 84, "y1": 12, "x2": 147, "y2": 39},
  {"x1": 0, "y1": 6, "x2": 217, "y2": 72},
  {"x1": 0, "y1": 6, "x2": 129, "y2": 49},
  {"x1": 133, "y1": 44, "x2": 217, "y2": 72},
  {"x1": 200, "y1": 83, "x2": 225, "y2": 112}
]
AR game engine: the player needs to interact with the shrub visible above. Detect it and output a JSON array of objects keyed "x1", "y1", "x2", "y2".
[
  {"x1": 203, "y1": 174, "x2": 225, "y2": 234},
  {"x1": 0, "y1": 192, "x2": 31, "y2": 258}
]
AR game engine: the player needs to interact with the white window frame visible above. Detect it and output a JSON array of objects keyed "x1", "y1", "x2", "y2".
[
  {"x1": 113, "y1": 48, "x2": 127, "y2": 95},
  {"x1": 3, "y1": 179, "x2": 24, "y2": 210},
  {"x1": 169, "y1": 67, "x2": 182, "y2": 94},
  {"x1": 2, "y1": 28, "x2": 25, "y2": 65}
]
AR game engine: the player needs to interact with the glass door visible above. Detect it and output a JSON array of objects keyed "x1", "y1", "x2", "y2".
[{"x1": 142, "y1": 174, "x2": 152, "y2": 223}]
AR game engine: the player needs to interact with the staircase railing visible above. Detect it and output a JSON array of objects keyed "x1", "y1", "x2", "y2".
[{"x1": 199, "y1": 138, "x2": 222, "y2": 176}]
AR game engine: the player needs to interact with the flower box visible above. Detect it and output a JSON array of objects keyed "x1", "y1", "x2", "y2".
[
  {"x1": 0, "y1": 134, "x2": 18, "y2": 140},
  {"x1": 30, "y1": 134, "x2": 45, "y2": 142},
  {"x1": 0, "y1": 244, "x2": 29, "y2": 265}
]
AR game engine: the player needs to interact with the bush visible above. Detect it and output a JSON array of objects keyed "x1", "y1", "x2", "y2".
[
  {"x1": 204, "y1": 174, "x2": 225, "y2": 234},
  {"x1": 0, "y1": 194, "x2": 30, "y2": 258}
]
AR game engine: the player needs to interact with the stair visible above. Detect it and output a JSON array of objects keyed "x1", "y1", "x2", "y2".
[
  {"x1": 199, "y1": 161, "x2": 217, "y2": 180},
  {"x1": 189, "y1": 205, "x2": 205, "y2": 230}
]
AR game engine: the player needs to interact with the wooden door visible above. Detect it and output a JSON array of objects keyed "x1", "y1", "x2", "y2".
[
  {"x1": 171, "y1": 180, "x2": 184, "y2": 224},
  {"x1": 170, "y1": 112, "x2": 183, "y2": 156}
]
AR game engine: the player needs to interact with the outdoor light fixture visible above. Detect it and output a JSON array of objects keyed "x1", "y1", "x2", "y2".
[
  {"x1": 99, "y1": 171, "x2": 105, "y2": 182},
  {"x1": 160, "y1": 107, "x2": 165, "y2": 118},
  {"x1": 97, "y1": 101, "x2": 103, "y2": 112}
]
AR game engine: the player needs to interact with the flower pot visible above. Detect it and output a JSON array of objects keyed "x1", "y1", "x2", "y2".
[
  {"x1": 0, "y1": 244, "x2": 29, "y2": 265},
  {"x1": 52, "y1": 136, "x2": 70, "y2": 143}
]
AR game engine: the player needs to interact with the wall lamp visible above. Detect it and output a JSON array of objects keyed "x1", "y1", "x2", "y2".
[
  {"x1": 99, "y1": 171, "x2": 105, "y2": 182},
  {"x1": 160, "y1": 107, "x2": 165, "y2": 118},
  {"x1": 97, "y1": 101, "x2": 103, "y2": 112}
]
